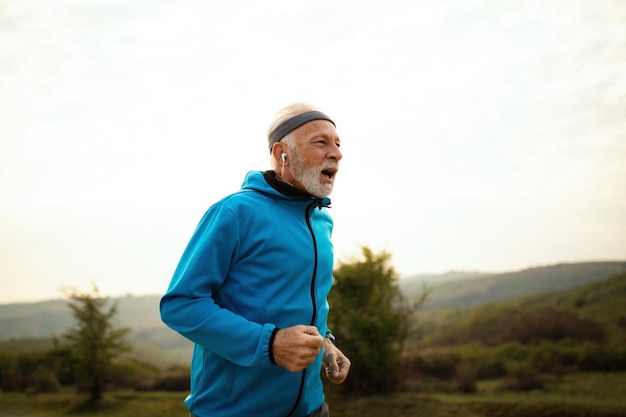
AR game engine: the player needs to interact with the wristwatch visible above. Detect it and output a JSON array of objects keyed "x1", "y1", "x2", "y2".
[{"x1": 325, "y1": 330, "x2": 336, "y2": 345}]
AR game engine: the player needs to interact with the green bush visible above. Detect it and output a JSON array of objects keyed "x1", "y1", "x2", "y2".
[
  {"x1": 498, "y1": 361, "x2": 544, "y2": 391},
  {"x1": 406, "y1": 350, "x2": 460, "y2": 379},
  {"x1": 579, "y1": 345, "x2": 626, "y2": 372},
  {"x1": 152, "y1": 370, "x2": 190, "y2": 391},
  {"x1": 32, "y1": 368, "x2": 61, "y2": 393},
  {"x1": 108, "y1": 359, "x2": 160, "y2": 389},
  {"x1": 452, "y1": 363, "x2": 477, "y2": 393},
  {"x1": 531, "y1": 341, "x2": 579, "y2": 375},
  {"x1": 491, "y1": 342, "x2": 533, "y2": 362},
  {"x1": 0, "y1": 350, "x2": 51, "y2": 391}
]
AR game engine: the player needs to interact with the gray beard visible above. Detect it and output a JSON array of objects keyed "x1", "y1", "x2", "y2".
[{"x1": 289, "y1": 155, "x2": 335, "y2": 198}]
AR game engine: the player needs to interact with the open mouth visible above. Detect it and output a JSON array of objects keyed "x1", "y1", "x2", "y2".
[{"x1": 321, "y1": 168, "x2": 337, "y2": 180}]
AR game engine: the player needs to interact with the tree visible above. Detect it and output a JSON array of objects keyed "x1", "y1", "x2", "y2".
[
  {"x1": 328, "y1": 246, "x2": 429, "y2": 394},
  {"x1": 57, "y1": 284, "x2": 131, "y2": 401}
]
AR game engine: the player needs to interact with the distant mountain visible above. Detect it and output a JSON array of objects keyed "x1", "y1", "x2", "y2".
[
  {"x1": 0, "y1": 295, "x2": 164, "y2": 341},
  {"x1": 398, "y1": 261, "x2": 626, "y2": 311},
  {"x1": 401, "y1": 270, "x2": 492, "y2": 284}
]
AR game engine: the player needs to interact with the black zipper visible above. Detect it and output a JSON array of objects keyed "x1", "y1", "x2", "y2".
[{"x1": 285, "y1": 201, "x2": 319, "y2": 417}]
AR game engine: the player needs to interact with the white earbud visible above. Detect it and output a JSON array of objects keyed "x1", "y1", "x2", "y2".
[{"x1": 281, "y1": 153, "x2": 287, "y2": 163}]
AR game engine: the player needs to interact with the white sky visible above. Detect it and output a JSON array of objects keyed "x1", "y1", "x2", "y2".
[{"x1": 1, "y1": 0, "x2": 625, "y2": 303}]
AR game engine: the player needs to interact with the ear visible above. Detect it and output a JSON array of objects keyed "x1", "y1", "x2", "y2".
[{"x1": 271, "y1": 143, "x2": 287, "y2": 166}]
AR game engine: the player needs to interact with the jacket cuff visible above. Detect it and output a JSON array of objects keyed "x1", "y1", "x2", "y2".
[{"x1": 268, "y1": 327, "x2": 280, "y2": 364}]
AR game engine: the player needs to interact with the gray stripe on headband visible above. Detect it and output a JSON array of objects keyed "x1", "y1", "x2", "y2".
[{"x1": 268, "y1": 111, "x2": 335, "y2": 152}]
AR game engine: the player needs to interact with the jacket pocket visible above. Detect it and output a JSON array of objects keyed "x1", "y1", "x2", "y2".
[{"x1": 222, "y1": 361, "x2": 238, "y2": 398}]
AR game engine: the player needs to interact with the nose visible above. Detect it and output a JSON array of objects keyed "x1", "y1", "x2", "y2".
[{"x1": 330, "y1": 142, "x2": 342, "y2": 162}]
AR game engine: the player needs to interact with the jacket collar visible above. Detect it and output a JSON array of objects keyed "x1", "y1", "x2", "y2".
[{"x1": 263, "y1": 170, "x2": 331, "y2": 209}]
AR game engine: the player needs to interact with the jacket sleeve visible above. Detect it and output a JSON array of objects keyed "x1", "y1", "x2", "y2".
[{"x1": 159, "y1": 203, "x2": 276, "y2": 367}]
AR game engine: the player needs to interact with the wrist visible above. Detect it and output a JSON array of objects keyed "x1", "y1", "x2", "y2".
[
  {"x1": 325, "y1": 330, "x2": 336, "y2": 345},
  {"x1": 269, "y1": 327, "x2": 280, "y2": 364}
]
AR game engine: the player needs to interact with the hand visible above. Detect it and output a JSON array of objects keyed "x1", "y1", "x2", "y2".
[
  {"x1": 272, "y1": 325, "x2": 324, "y2": 372},
  {"x1": 322, "y1": 338, "x2": 351, "y2": 384}
]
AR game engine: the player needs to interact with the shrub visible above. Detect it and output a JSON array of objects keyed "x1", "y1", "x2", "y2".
[
  {"x1": 406, "y1": 350, "x2": 460, "y2": 379},
  {"x1": 453, "y1": 363, "x2": 477, "y2": 393},
  {"x1": 498, "y1": 362, "x2": 544, "y2": 391},
  {"x1": 578, "y1": 345, "x2": 626, "y2": 372},
  {"x1": 32, "y1": 368, "x2": 61, "y2": 393},
  {"x1": 492, "y1": 342, "x2": 533, "y2": 363},
  {"x1": 152, "y1": 372, "x2": 190, "y2": 391},
  {"x1": 108, "y1": 359, "x2": 160, "y2": 389},
  {"x1": 531, "y1": 341, "x2": 579, "y2": 375},
  {"x1": 447, "y1": 343, "x2": 507, "y2": 379},
  {"x1": 0, "y1": 350, "x2": 51, "y2": 391}
]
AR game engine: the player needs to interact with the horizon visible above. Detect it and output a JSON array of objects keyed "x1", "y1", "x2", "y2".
[{"x1": 2, "y1": 258, "x2": 624, "y2": 306}]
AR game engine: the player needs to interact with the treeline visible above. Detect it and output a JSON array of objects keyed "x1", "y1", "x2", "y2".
[
  {"x1": 405, "y1": 341, "x2": 626, "y2": 392},
  {"x1": 0, "y1": 347, "x2": 190, "y2": 393}
]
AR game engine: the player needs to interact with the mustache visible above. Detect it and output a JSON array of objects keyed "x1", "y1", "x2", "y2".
[{"x1": 319, "y1": 161, "x2": 339, "y2": 171}]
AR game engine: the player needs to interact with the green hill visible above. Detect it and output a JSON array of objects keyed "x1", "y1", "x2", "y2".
[
  {"x1": 399, "y1": 261, "x2": 626, "y2": 311},
  {"x1": 418, "y1": 270, "x2": 626, "y2": 347},
  {"x1": 0, "y1": 295, "x2": 165, "y2": 340}
]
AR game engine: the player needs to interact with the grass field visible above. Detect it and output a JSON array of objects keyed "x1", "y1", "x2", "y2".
[{"x1": 2, "y1": 372, "x2": 625, "y2": 417}]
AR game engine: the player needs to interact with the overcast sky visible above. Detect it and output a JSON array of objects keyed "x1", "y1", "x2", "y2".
[{"x1": 1, "y1": 0, "x2": 625, "y2": 304}]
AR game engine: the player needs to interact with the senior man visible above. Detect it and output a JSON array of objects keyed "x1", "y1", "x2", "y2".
[{"x1": 160, "y1": 103, "x2": 351, "y2": 417}]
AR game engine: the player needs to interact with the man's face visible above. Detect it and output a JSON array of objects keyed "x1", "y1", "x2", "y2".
[{"x1": 286, "y1": 120, "x2": 342, "y2": 198}]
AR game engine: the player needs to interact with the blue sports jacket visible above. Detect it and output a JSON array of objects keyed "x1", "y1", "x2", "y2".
[{"x1": 160, "y1": 170, "x2": 335, "y2": 417}]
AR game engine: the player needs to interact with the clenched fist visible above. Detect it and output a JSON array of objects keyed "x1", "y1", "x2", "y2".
[{"x1": 272, "y1": 325, "x2": 324, "y2": 372}]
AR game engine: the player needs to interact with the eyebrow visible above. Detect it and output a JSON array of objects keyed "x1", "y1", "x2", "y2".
[{"x1": 311, "y1": 135, "x2": 340, "y2": 145}]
